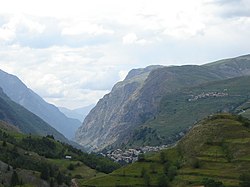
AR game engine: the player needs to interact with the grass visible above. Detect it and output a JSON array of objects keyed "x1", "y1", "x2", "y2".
[
  {"x1": 81, "y1": 113, "x2": 250, "y2": 187},
  {"x1": 127, "y1": 76, "x2": 250, "y2": 148},
  {"x1": 48, "y1": 158, "x2": 105, "y2": 180},
  {"x1": 0, "y1": 122, "x2": 120, "y2": 187}
]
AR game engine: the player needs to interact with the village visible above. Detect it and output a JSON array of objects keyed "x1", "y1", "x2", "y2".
[
  {"x1": 101, "y1": 144, "x2": 171, "y2": 164},
  {"x1": 101, "y1": 129, "x2": 189, "y2": 164},
  {"x1": 188, "y1": 91, "x2": 228, "y2": 101}
]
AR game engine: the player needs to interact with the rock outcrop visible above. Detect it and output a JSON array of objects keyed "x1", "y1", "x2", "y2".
[{"x1": 76, "y1": 55, "x2": 250, "y2": 152}]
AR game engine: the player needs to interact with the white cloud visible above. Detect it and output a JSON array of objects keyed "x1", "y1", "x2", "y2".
[
  {"x1": 122, "y1": 33, "x2": 151, "y2": 45},
  {"x1": 0, "y1": 0, "x2": 249, "y2": 109},
  {"x1": 61, "y1": 21, "x2": 114, "y2": 36},
  {"x1": 0, "y1": 27, "x2": 15, "y2": 42},
  {"x1": 119, "y1": 70, "x2": 129, "y2": 81},
  {"x1": 0, "y1": 44, "x2": 130, "y2": 109},
  {"x1": 122, "y1": 33, "x2": 138, "y2": 44},
  {"x1": 0, "y1": 15, "x2": 45, "y2": 42}
]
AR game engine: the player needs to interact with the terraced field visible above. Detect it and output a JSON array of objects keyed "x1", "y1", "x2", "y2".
[{"x1": 81, "y1": 114, "x2": 250, "y2": 187}]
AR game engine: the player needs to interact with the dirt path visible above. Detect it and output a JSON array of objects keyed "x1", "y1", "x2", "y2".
[{"x1": 71, "y1": 178, "x2": 79, "y2": 187}]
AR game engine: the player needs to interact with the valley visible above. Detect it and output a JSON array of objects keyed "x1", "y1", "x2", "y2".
[
  {"x1": 0, "y1": 120, "x2": 120, "y2": 187},
  {"x1": 81, "y1": 113, "x2": 250, "y2": 187},
  {"x1": 76, "y1": 55, "x2": 250, "y2": 152},
  {"x1": 1, "y1": 55, "x2": 250, "y2": 187}
]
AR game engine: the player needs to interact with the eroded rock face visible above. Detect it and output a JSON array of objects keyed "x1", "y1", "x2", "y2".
[
  {"x1": 75, "y1": 66, "x2": 162, "y2": 151},
  {"x1": 76, "y1": 55, "x2": 250, "y2": 152}
]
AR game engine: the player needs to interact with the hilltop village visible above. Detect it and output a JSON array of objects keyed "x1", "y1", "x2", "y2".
[{"x1": 188, "y1": 91, "x2": 228, "y2": 101}]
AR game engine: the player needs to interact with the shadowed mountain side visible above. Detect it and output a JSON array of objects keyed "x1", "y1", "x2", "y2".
[
  {"x1": 0, "y1": 87, "x2": 69, "y2": 143},
  {"x1": 0, "y1": 69, "x2": 81, "y2": 139}
]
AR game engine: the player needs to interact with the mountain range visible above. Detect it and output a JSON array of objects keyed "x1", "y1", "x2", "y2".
[
  {"x1": 76, "y1": 54, "x2": 250, "y2": 152},
  {"x1": 59, "y1": 104, "x2": 95, "y2": 122},
  {"x1": 0, "y1": 69, "x2": 81, "y2": 140},
  {"x1": 0, "y1": 87, "x2": 68, "y2": 143}
]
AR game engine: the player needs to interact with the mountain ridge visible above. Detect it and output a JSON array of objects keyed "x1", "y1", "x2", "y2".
[
  {"x1": 76, "y1": 54, "x2": 250, "y2": 152},
  {"x1": 0, "y1": 69, "x2": 81, "y2": 139},
  {"x1": 59, "y1": 105, "x2": 95, "y2": 122},
  {"x1": 0, "y1": 87, "x2": 69, "y2": 142}
]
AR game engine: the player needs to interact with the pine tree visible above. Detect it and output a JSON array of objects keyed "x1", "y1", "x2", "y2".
[
  {"x1": 157, "y1": 174, "x2": 169, "y2": 187},
  {"x1": 2, "y1": 140, "x2": 7, "y2": 147},
  {"x1": 56, "y1": 172, "x2": 63, "y2": 185},
  {"x1": 40, "y1": 166, "x2": 49, "y2": 180},
  {"x1": 50, "y1": 178, "x2": 55, "y2": 187},
  {"x1": 10, "y1": 171, "x2": 19, "y2": 187}
]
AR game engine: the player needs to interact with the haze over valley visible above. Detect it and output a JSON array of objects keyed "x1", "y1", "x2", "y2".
[{"x1": 0, "y1": 0, "x2": 250, "y2": 187}]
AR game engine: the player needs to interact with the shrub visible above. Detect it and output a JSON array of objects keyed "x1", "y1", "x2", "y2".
[
  {"x1": 67, "y1": 163, "x2": 75, "y2": 170},
  {"x1": 239, "y1": 173, "x2": 250, "y2": 187},
  {"x1": 191, "y1": 158, "x2": 201, "y2": 169},
  {"x1": 10, "y1": 171, "x2": 19, "y2": 187},
  {"x1": 157, "y1": 174, "x2": 169, "y2": 187},
  {"x1": 138, "y1": 154, "x2": 145, "y2": 162},
  {"x1": 167, "y1": 166, "x2": 177, "y2": 181},
  {"x1": 202, "y1": 178, "x2": 224, "y2": 187}
]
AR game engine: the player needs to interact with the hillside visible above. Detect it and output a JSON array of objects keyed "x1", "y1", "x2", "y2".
[
  {"x1": 81, "y1": 113, "x2": 250, "y2": 187},
  {"x1": 0, "y1": 69, "x2": 81, "y2": 139},
  {"x1": 59, "y1": 104, "x2": 95, "y2": 122},
  {"x1": 126, "y1": 75, "x2": 250, "y2": 148},
  {"x1": 76, "y1": 54, "x2": 250, "y2": 152},
  {"x1": 0, "y1": 87, "x2": 69, "y2": 143},
  {"x1": 76, "y1": 65, "x2": 162, "y2": 151},
  {"x1": 0, "y1": 121, "x2": 120, "y2": 187}
]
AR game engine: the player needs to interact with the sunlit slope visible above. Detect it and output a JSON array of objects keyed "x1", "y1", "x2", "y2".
[{"x1": 82, "y1": 113, "x2": 250, "y2": 187}]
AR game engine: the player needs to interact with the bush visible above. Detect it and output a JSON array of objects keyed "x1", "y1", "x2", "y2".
[
  {"x1": 160, "y1": 152, "x2": 167, "y2": 163},
  {"x1": 56, "y1": 172, "x2": 63, "y2": 185},
  {"x1": 138, "y1": 154, "x2": 145, "y2": 162},
  {"x1": 10, "y1": 171, "x2": 19, "y2": 187},
  {"x1": 157, "y1": 174, "x2": 169, "y2": 187},
  {"x1": 202, "y1": 178, "x2": 224, "y2": 187},
  {"x1": 167, "y1": 166, "x2": 177, "y2": 181},
  {"x1": 239, "y1": 173, "x2": 250, "y2": 187},
  {"x1": 238, "y1": 115, "x2": 250, "y2": 128},
  {"x1": 2, "y1": 141, "x2": 7, "y2": 147},
  {"x1": 67, "y1": 163, "x2": 75, "y2": 170},
  {"x1": 74, "y1": 175, "x2": 83, "y2": 179},
  {"x1": 40, "y1": 166, "x2": 49, "y2": 180},
  {"x1": 191, "y1": 158, "x2": 201, "y2": 169},
  {"x1": 143, "y1": 172, "x2": 150, "y2": 186}
]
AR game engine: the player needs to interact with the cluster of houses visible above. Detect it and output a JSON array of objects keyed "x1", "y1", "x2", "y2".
[
  {"x1": 188, "y1": 91, "x2": 228, "y2": 101},
  {"x1": 101, "y1": 144, "x2": 170, "y2": 164}
]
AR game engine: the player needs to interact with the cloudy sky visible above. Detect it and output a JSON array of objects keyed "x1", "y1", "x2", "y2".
[{"x1": 0, "y1": 0, "x2": 249, "y2": 109}]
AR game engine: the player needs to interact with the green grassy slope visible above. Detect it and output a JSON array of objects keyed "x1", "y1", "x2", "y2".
[
  {"x1": 0, "y1": 122, "x2": 120, "y2": 187},
  {"x1": 126, "y1": 75, "x2": 250, "y2": 147},
  {"x1": 82, "y1": 113, "x2": 250, "y2": 187},
  {"x1": 204, "y1": 54, "x2": 250, "y2": 69}
]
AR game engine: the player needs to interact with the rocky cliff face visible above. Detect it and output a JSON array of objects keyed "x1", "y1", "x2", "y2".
[
  {"x1": 76, "y1": 55, "x2": 250, "y2": 152},
  {"x1": 75, "y1": 66, "x2": 161, "y2": 151}
]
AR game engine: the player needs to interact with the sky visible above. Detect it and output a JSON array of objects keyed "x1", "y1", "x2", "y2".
[{"x1": 0, "y1": 0, "x2": 250, "y2": 109}]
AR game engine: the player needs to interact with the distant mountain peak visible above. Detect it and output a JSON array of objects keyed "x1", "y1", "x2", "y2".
[
  {"x1": 0, "y1": 69, "x2": 81, "y2": 140},
  {"x1": 124, "y1": 65, "x2": 163, "y2": 80}
]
